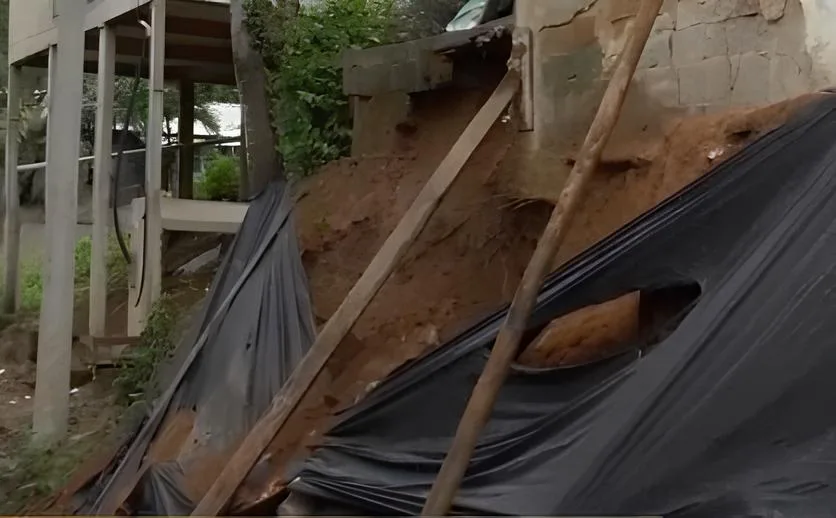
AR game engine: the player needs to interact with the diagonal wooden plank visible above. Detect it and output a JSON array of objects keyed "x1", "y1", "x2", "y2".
[{"x1": 191, "y1": 69, "x2": 520, "y2": 516}]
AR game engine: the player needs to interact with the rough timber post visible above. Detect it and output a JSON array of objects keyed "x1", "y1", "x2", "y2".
[
  {"x1": 89, "y1": 25, "x2": 117, "y2": 338},
  {"x1": 2, "y1": 64, "x2": 22, "y2": 314},
  {"x1": 178, "y1": 79, "x2": 195, "y2": 199},
  {"x1": 33, "y1": 0, "x2": 86, "y2": 444},
  {"x1": 137, "y1": 0, "x2": 166, "y2": 324}
]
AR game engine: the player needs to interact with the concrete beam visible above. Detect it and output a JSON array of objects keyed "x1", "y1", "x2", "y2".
[
  {"x1": 136, "y1": 0, "x2": 166, "y2": 327},
  {"x1": 33, "y1": 0, "x2": 86, "y2": 444},
  {"x1": 89, "y1": 25, "x2": 117, "y2": 338},
  {"x1": 3, "y1": 65, "x2": 22, "y2": 314},
  {"x1": 178, "y1": 79, "x2": 195, "y2": 199}
]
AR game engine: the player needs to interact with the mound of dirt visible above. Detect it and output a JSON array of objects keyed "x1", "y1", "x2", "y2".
[{"x1": 230, "y1": 93, "x2": 827, "y2": 510}]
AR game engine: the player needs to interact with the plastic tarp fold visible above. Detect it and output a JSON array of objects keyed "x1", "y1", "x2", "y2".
[
  {"x1": 288, "y1": 94, "x2": 836, "y2": 517},
  {"x1": 76, "y1": 180, "x2": 315, "y2": 514}
]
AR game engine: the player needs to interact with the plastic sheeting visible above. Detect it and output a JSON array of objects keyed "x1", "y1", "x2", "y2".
[
  {"x1": 76, "y1": 180, "x2": 315, "y2": 514},
  {"x1": 288, "y1": 94, "x2": 836, "y2": 516}
]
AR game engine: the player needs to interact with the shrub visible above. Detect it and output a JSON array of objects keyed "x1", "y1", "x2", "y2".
[
  {"x1": 113, "y1": 293, "x2": 180, "y2": 405},
  {"x1": 195, "y1": 151, "x2": 240, "y2": 201},
  {"x1": 245, "y1": 0, "x2": 395, "y2": 176}
]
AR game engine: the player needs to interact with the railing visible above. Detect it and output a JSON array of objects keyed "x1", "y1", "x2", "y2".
[{"x1": 15, "y1": 136, "x2": 241, "y2": 172}]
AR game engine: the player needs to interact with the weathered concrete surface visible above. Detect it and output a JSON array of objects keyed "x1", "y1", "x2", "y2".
[{"x1": 503, "y1": 0, "x2": 834, "y2": 201}]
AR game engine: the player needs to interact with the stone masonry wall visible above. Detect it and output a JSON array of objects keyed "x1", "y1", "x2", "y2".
[{"x1": 502, "y1": 0, "x2": 836, "y2": 201}]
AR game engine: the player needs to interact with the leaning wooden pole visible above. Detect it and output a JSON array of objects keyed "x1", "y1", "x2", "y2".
[
  {"x1": 420, "y1": 0, "x2": 664, "y2": 514},
  {"x1": 190, "y1": 70, "x2": 520, "y2": 516}
]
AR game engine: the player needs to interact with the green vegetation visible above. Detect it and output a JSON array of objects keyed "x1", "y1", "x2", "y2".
[
  {"x1": 245, "y1": 0, "x2": 395, "y2": 176},
  {"x1": 113, "y1": 294, "x2": 181, "y2": 406},
  {"x1": 195, "y1": 151, "x2": 241, "y2": 201},
  {"x1": 10, "y1": 233, "x2": 130, "y2": 314},
  {"x1": 0, "y1": 434, "x2": 100, "y2": 514}
]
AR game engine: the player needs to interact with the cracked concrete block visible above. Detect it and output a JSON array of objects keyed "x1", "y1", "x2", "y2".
[
  {"x1": 729, "y1": 52, "x2": 771, "y2": 104},
  {"x1": 759, "y1": 0, "x2": 787, "y2": 21},
  {"x1": 672, "y1": 22, "x2": 728, "y2": 65},
  {"x1": 724, "y1": 15, "x2": 775, "y2": 55},
  {"x1": 678, "y1": 56, "x2": 732, "y2": 105},
  {"x1": 635, "y1": 66, "x2": 680, "y2": 107},
  {"x1": 769, "y1": 52, "x2": 812, "y2": 102},
  {"x1": 654, "y1": 11, "x2": 676, "y2": 31},
  {"x1": 676, "y1": 0, "x2": 760, "y2": 30},
  {"x1": 639, "y1": 29, "x2": 673, "y2": 69}
]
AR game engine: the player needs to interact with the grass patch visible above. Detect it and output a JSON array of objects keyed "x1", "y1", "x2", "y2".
[{"x1": 4, "y1": 233, "x2": 130, "y2": 315}]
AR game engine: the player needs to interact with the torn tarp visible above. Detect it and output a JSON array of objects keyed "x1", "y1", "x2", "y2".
[
  {"x1": 74, "y1": 180, "x2": 315, "y2": 515},
  {"x1": 288, "y1": 93, "x2": 836, "y2": 517}
]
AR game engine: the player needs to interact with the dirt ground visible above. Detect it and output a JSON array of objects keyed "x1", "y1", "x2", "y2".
[{"x1": 2, "y1": 87, "x2": 825, "y2": 514}]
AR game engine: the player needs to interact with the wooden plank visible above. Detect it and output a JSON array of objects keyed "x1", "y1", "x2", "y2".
[
  {"x1": 190, "y1": 69, "x2": 520, "y2": 516},
  {"x1": 420, "y1": 0, "x2": 665, "y2": 514}
]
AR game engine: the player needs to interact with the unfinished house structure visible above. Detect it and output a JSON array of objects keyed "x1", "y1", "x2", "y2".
[{"x1": 3, "y1": 0, "x2": 244, "y2": 441}]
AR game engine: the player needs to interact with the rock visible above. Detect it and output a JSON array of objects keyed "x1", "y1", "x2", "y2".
[{"x1": 758, "y1": 0, "x2": 787, "y2": 21}]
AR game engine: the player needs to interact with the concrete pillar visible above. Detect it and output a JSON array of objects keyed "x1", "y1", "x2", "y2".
[
  {"x1": 33, "y1": 0, "x2": 86, "y2": 444},
  {"x1": 89, "y1": 25, "x2": 116, "y2": 338},
  {"x1": 137, "y1": 0, "x2": 166, "y2": 324},
  {"x1": 177, "y1": 79, "x2": 194, "y2": 199},
  {"x1": 238, "y1": 103, "x2": 249, "y2": 199},
  {"x1": 3, "y1": 65, "x2": 22, "y2": 314}
]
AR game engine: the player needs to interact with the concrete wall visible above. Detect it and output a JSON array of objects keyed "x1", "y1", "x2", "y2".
[{"x1": 506, "y1": 0, "x2": 836, "y2": 201}]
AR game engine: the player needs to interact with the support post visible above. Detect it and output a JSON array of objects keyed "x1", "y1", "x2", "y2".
[
  {"x1": 420, "y1": 0, "x2": 664, "y2": 513},
  {"x1": 178, "y1": 79, "x2": 194, "y2": 199},
  {"x1": 33, "y1": 0, "x2": 86, "y2": 444},
  {"x1": 3, "y1": 64, "x2": 22, "y2": 313},
  {"x1": 137, "y1": 0, "x2": 166, "y2": 323},
  {"x1": 238, "y1": 104, "x2": 249, "y2": 200},
  {"x1": 89, "y1": 24, "x2": 116, "y2": 338}
]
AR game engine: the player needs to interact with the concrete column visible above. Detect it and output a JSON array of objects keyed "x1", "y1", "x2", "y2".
[
  {"x1": 33, "y1": 0, "x2": 86, "y2": 444},
  {"x1": 89, "y1": 25, "x2": 116, "y2": 338},
  {"x1": 137, "y1": 0, "x2": 166, "y2": 325},
  {"x1": 178, "y1": 79, "x2": 194, "y2": 199},
  {"x1": 2, "y1": 65, "x2": 22, "y2": 314},
  {"x1": 238, "y1": 103, "x2": 249, "y2": 199}
]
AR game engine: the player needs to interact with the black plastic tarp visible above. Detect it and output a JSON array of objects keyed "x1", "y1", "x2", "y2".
[
  {"x1": 76, "y1": 180, "x2": 315, "y2": 515},
  {"x1": 288, "y1": 93, "x2": 836, "y2": 517}
]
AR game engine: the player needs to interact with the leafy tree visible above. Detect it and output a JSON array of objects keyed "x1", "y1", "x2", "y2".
[{"x1": 246, "y1": 0, "x2": 394, "y2": 176}]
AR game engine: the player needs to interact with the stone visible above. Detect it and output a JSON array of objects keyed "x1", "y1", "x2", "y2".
[
  {"x1": 677, "y1": 0, "x2": 760, "y2": 30},
  {"x1": 769, "y1": 52, "x2": 812, "y2": 102},
  {"x1": 729, "y1": 52, "x2": 771, "y2": 105},
  {"x1": 672, "y1": 22, "x2": 728, "y2": 65},
  {"x1": 724, "y1": 15, "x2": 775, "y2": 55},
  {"x1": 638, "y1": 29, "x2": 674, "y2": 69},
  {"x1": 678, "y1": 56, "x2": 732, "y2": 105},
  {"x1": 635, "y1": 66, "x2": 680, "y2": 107},
  {"x1": 759, "y1": 0, "x2": 787, "y2": 21}
]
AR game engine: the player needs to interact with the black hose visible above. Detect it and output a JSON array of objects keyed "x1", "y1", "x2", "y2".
[{"x1": 110, "y1": 21, "x2": 149, "y2": 308}]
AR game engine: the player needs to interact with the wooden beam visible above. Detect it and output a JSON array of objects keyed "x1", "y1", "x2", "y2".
[
  {"x1": 178, "y1": 79, "x2": 195, "y2": 199},
  {"x1": 420, "y1": 0, "x2": 664, "y2": 514},
  {"x1": 190, "y1": 69, "x2": 520, "y2": 516},
  {"x1": 89, "y1": 24, "x2": 117, "y2": 338},
  {"x1": 2, "y1": 65, "x2": 22, "y2": 314},
  {"x1": 33, "y1": 0, "x2": 87, "y2": 444}
]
